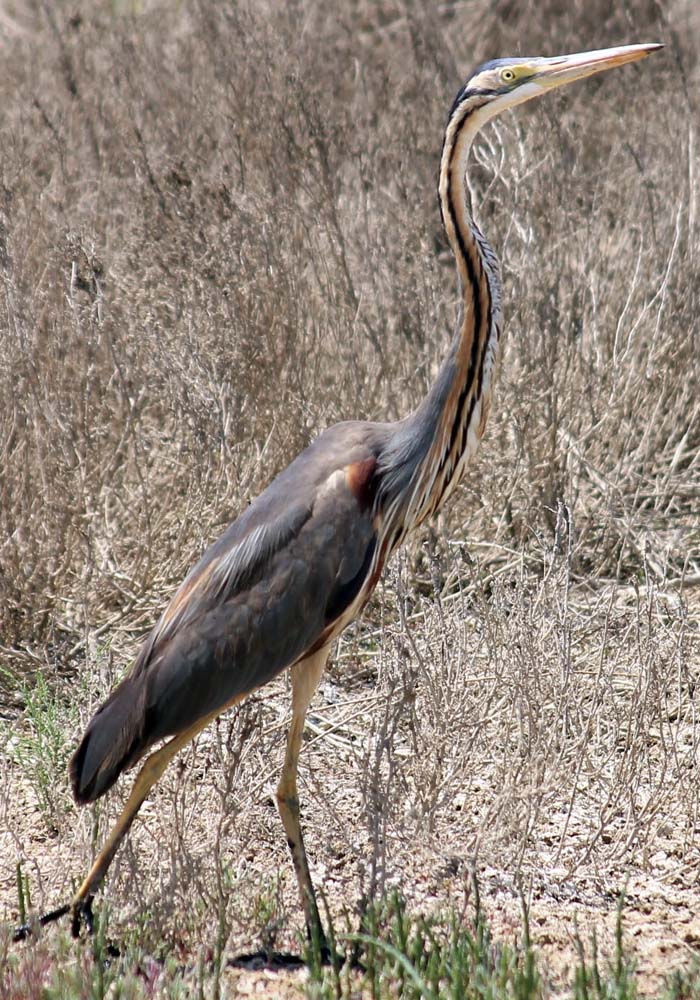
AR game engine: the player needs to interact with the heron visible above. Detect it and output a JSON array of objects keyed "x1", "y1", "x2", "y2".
[{"x1": 36, "y1": 42, "x2": 662, "y2": 946}]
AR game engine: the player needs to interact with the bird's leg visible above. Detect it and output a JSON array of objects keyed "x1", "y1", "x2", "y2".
[
  {"x1": 276, "y1": 647, "x2": 329, "y2": 952},
  {"x1": 71, "y1": 711, "x2": 218, "y2": 936}
]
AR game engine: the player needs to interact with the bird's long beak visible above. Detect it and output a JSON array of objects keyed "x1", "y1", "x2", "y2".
[{"x1": 534, "y1": 43, "x2": 663, "y2": 90}]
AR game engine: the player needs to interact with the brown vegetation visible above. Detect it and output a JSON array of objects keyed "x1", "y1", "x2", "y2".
[{"x1": 0, "y1": 0, "x2": 698, "y2": 994}]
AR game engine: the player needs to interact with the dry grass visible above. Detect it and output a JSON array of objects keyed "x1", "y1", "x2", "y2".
[{"x1": 0, "y1": 0, "x2": 698, "y2": 995}]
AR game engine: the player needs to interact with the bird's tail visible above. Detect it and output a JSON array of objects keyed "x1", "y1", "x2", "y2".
[{"x1": 69, "y1": 674, "x2": 149, "y2": 805}]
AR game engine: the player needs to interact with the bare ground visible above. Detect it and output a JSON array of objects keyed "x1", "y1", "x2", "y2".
[{"x1": 3, "y1": 576, "x2": 699, "y2": 994}]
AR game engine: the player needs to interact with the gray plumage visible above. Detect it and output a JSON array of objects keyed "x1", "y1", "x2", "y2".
[
  {"x1": 63, "y1": 42, "x2": 661, "y2": 945},
  {"x1": 71, "y1": 422, "x2": 385, "y2": 803}
]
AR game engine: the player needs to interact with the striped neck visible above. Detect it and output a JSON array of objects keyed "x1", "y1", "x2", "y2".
[{"x1": 377, "y1": 94, "x2": 504, "y2": 540}]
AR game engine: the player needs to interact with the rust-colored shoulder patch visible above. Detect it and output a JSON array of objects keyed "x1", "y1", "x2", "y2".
[{"x1": 345, "y1": 457, "x2": 377, "y2": 511}]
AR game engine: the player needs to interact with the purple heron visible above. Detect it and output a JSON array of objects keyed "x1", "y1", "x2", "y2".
[{"x1": 20, "y1": 42, "x2": 664, "y2": 946}]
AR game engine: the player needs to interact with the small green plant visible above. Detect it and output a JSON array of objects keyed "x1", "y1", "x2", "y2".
[
  {"x1": 663, "y1": 961, "x2": 700, "y2": 1000},
  {"x1": 4, "y1": 672, "x2": 76, "y2": 825},
  {"x1": 304, "y1": 889, "x2": 700, "y2": 1000},
  {"x1": 15, "y1": 862, "x2": 32, "y2": 927},
  {"x1": 0, "y1": 911, "x2": 193, "y2": 1000},
  {"x1": 250, "y1": 874, "x2": 286, "y2": 958},
  {"x1": 305, "y1": 891, "x2": 542, "y2": 999},
  {"x1": 571, "y1": 892, "x2": 637, "y2": 1000}
]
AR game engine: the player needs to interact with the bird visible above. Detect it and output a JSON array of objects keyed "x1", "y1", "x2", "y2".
[{"x1": 59, "y1": 42, "x2": 661, "y2": 947}]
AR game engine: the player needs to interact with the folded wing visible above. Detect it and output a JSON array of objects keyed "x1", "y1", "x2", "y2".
[{"x1": 70, "y1": 434, "x2": 379, "y2": 803}]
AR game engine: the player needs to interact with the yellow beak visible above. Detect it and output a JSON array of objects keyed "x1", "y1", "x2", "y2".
[{"x1": 533, "y1": 43, "x2": 663, "y2": 90}]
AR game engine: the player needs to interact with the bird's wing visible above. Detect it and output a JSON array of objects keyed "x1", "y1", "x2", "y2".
[
  {"x1": 134, "y1": 442, "x2": 380, "y2": 742},
  {"x1": 71, "y1": 425, "x2": 384, "y2": 802}
]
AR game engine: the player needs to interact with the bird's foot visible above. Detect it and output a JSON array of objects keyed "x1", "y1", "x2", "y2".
[
  {"x1": 12, "y1": 894, "x2": 119, "y2": 958},
  {"x1": 70, "y1": 896, "x2": 121, "y2": 957},
  {"x1": 12, "y1": 903, "x2": 71, "y2": 943},
  {"x1": 71, "y1": 895, "x2": 95, "y2": 939}
]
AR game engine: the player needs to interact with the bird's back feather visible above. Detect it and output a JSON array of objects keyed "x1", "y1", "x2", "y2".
[{"x1": 70, "y1": 422, "x2": 386, "y2": 804}]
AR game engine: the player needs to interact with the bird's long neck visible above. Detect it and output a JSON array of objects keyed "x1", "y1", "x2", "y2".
[{"x1": 377, "y1": 96, "x2": 504, "y2": 541}]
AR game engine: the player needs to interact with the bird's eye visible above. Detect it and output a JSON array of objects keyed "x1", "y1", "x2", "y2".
[{"x1": 501, "y1": 68, "x2": 516, "y2": 82}]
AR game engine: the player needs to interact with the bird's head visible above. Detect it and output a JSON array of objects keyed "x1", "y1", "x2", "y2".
[{"x1": 450, "y1": 43, "x2": 663, "y2": 124}]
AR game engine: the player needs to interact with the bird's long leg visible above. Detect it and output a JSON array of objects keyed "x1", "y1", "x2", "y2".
[
  {"x1": 71, "y1": 708, "x2": 223, "y2": 934},
  {"x1": 276, "y1": 646, "x2": 330, "y2": 947}
]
